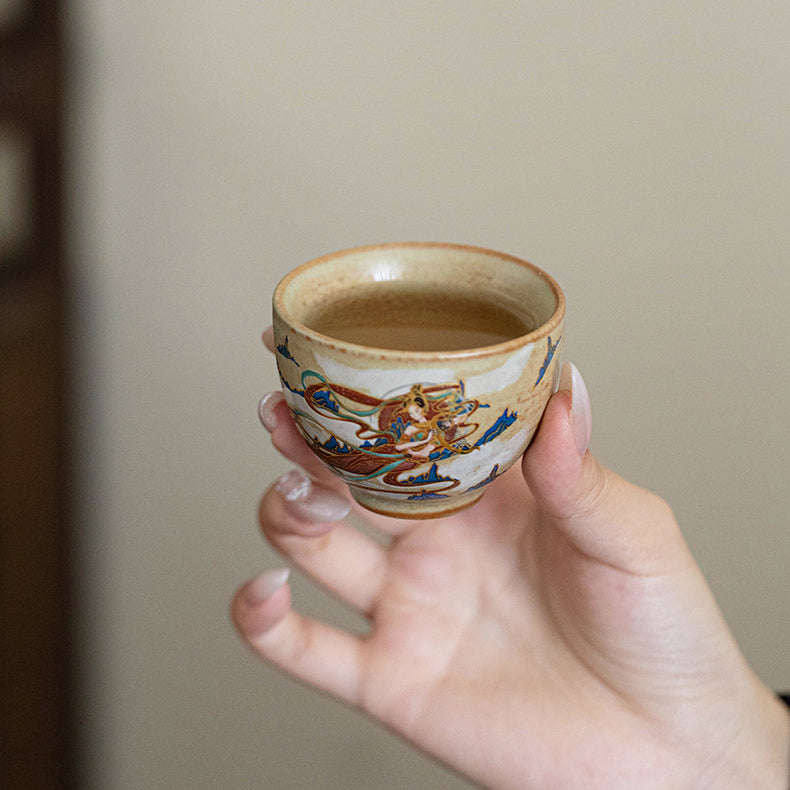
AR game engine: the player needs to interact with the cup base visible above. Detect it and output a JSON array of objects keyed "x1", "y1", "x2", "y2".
[{"x1": 350, "y1": 488, "x2": 485, "y2": 519}]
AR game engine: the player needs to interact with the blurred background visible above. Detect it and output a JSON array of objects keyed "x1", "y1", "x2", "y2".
[{"x1": 1, "y1": 1, "x2": 788, "y2": 787}]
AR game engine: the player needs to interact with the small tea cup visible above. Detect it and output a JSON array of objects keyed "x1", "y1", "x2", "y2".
[{"x1": 272, "y1": 242, "x2": 565, "y2": 518}]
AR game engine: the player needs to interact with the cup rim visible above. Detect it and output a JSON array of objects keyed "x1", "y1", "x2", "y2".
[{"x1": 273, "y1": 241, "x2": 566, "y2": 359}]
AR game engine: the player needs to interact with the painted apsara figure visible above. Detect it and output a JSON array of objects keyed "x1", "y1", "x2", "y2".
[{"x1": 293, "y1": 374, "x2": 483, "y2": 495}]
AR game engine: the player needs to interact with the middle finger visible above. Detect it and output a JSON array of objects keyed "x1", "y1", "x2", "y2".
[{"x1": 260, "y1": 390, "x2": 428, "y2": 537}]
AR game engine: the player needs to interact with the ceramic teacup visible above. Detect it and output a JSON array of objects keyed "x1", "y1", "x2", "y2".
[{"x1": 272, "y1": 242, "x2": 565, "y2": 518}]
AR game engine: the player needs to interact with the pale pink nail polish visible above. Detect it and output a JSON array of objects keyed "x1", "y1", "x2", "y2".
[
  {"x1": 276, "y1": 469, "x2": 313, "y2": 500},
  {"x1": 244, "y1": 567, "x2": 290, "y2": 605},
  {"x1": 258, "y1": 391, "x2": 284, "y2": 431},
  {"x1": 275, "y1": 469, "x2": 351, "y2": 523},
  {"x1": 558, "y1": 362, "x2": 592, "y2": 456},
  {"x1": 261, "y1": 326, "x2": 275, "y2": 352}
]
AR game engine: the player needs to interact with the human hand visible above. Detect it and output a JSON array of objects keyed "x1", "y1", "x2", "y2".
[{"x1": 232, "y1": 333, "x2": 789, "y2": 790}]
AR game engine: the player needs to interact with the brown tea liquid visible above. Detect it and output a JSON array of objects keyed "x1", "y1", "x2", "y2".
[{"x1": 305, "y1": 286, "x2": 533, "y2": 351}]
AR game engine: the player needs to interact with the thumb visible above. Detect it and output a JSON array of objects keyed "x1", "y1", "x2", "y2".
[{"x1": 522, "y1": 363, "x2": 688, "y2": 573}]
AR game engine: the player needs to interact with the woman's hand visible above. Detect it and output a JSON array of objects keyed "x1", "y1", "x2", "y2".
[{"x1": 233, "y1": 335, "x2": 789, "y2": 789}]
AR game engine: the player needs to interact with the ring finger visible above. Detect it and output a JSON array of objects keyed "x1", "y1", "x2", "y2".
[{"x1": 260, "y1": 469, "x2": 389, "y2": 615}]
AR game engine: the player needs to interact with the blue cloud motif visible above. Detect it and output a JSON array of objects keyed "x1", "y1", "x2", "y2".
[
  {"x1": 535, "y1": 335, "x2": 561, "y2": 386},
  {"x1": 405, "y1": 463, "x2": 453, "y2": 486},
  {"x1": 276, "y1": 335, "x2": 300, "y2": 366}
]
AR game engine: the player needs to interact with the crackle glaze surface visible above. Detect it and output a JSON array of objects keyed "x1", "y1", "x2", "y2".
[{"x1": 272, "y1": 243, "x2": 565, "y2": 518}]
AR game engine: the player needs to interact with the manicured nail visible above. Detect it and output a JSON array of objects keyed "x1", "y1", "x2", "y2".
[
  {"x1": 275, "y1": 469, "x2": 351, "y2": 523},
  {"x1": 244, "y1": 567, "x2": 290, "y2": 605},
  {"x1": 262, "y1": 325, "x2": 275, "y2": 353},
  {"x1": 258, "y1": 391, "x2": 284, "y2": 431},
  {"x1": 558, "y1": 361, "x2": 592, "y2": 456}
]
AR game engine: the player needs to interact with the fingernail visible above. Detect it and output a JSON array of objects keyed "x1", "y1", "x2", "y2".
[
  {"x1": 258, "y1": 391, "x2": 284, "y2": 431},
  {"x1": 244, "y1": 567, "x2": 290, "y2": 605},
  {"x1": 275, "y1": 469, "x2": 351, "y2": 522},
  {"x1": 558, "y1": 361, "x2": 592, "y2": 456},
  {"x1": 262, "y1": 325, "x2": 275, "y2": 352}
]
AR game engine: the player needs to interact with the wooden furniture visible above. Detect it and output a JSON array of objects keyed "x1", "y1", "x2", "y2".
[{"x1": 1, "y1": 2, "x2": 75, "y2": 787}]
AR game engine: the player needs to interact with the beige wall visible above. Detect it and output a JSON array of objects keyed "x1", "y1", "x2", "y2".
[{"x1": 67, "y1": 2, "x2": 789, "y2": 788}]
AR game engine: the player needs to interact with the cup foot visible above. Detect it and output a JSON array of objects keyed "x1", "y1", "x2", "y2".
[{"x1": 350, "y1": 488, "x2": 485, "y2": 519}]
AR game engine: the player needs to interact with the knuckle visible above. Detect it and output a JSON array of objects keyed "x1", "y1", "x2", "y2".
[{"x1": 572, "y1": 459, "x2": 610, "y2": 519}]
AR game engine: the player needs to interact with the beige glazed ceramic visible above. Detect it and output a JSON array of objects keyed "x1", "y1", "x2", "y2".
[{"x1": 272, "y1": 243, "x2": 565, "y2": 518}]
